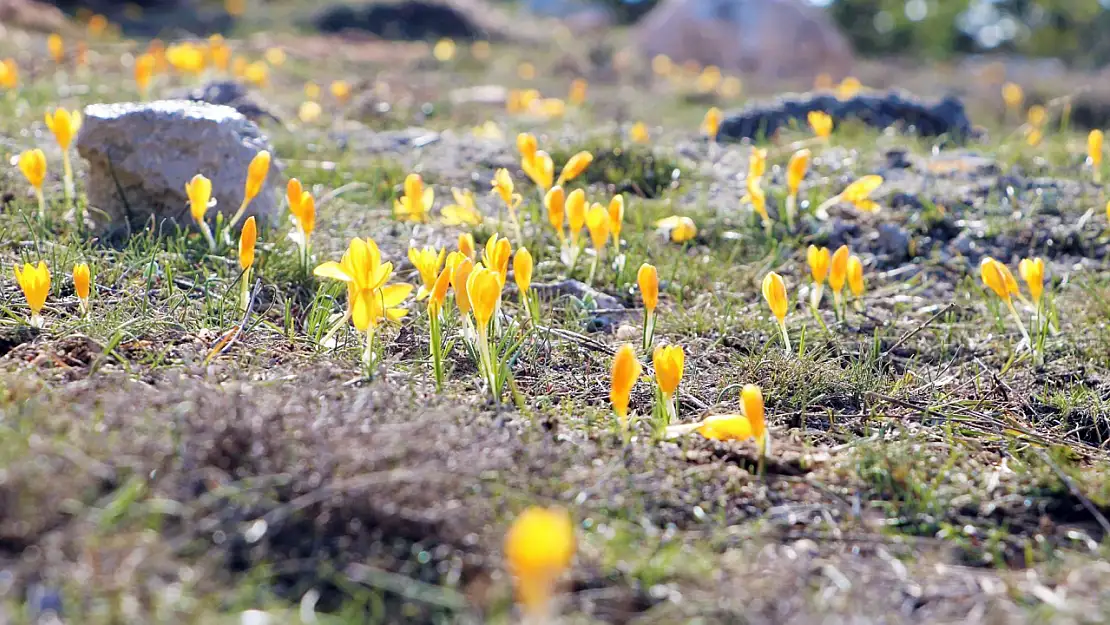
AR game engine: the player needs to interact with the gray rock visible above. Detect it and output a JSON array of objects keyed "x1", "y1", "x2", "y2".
[
  {"x1": 874, "y1": 222, "x2": 911, "y2": 261},
  {"x1": 76, "y1": 100, "x2": 281, "y2": 235}
]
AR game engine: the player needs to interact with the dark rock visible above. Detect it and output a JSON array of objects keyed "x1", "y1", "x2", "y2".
[
  {"x1": 889, "y1": 192, "x2": 924, "y2": 211},
  {"x1": 822, "y1": 218, "x2": 859, "y2": 250},
  {"x1": 874, "y1": 223, "x2": 911, "y2": 261},
  {"x1": 176, "y1": 80, "x2": 280, "y2": 125},
  {"x1": 716, "y1": 91, "x2": 976, "y2": 142},
  {"x1": 884, "y1": 148, "x2": 912, "y2": 170},
  {"x1": 315, "y1": 0, "x2": 491, "y2": 40}
]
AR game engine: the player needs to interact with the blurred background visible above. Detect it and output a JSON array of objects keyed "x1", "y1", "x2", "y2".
[{"x1": 19, "y1": 0, "x2": 1110, "y2": 67}]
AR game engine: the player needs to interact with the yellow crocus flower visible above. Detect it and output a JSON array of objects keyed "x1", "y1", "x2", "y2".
[
  {"x1": 408, "y1": 246, "x2": 446, "y2": 300},
  {"x1": 653, "y1": 344, "x2": 684, "y2": 422},
  {"x1": 230, "y1": 150, "x2": 271, "y2": 227},
  {"x1": 701, "y1": 107, "x2": 721, "y2": 140},
  {"x1": 608, "y1": 195, "x2": 624, "y2": 251},
  {"x1": 610, "y1": 343, "x2": 642, "y2": 430},
  {"x1": 1019, "y1": 257, "x2": 1044, "y2": 305},
  {"x1": 18, "y1": 149, "x2": 47, "y2": 219},
  {"x1": 239, "y1": 216, "x2": 257, "y2": 271},
  {"x1": 762, "y1": 271, "x2": 791, "y2": 352},
  {"x1": 458, "y1": 232, "x2": 476, "y2": 260},
  {"x1": 441, "y1": 188, "x2": 483, "y2": 226},
  {"x1": 483, "y1": 233, "x2": 512, "y2": 287},
  {"x1": 73, "y1": 263, "x2": 90, "y2": 315},
  {"x1": 1089, "y1": 129, "x2": 1104, "y2": 183},
  {"x1": 808, "y1": 110, "x2": 832, "y2": 138},
  {"x1": 394, "y1": 173, "x2": 434, "y2": 223},
  {"x1": 48, "y1": 34, "x2": 64, "y2": 64},
  {"x1": 630, "y1": 121, "x2": 649, "y2": 144},
  {"x1": 568, "y1": 78, "x2": 587, "y2": 106},
  {"x1": 557, "y1": 151, "x2": 592, "y2": 186},
  {"x1": 14, "y1": 260, "x2": 50, "y2": 327},
  {"x1": 504, "y1": 507, "x2": 575, "y2": 620},
  {"x1": 545, "y1": 185, "x2": 566, "y2": 240}
]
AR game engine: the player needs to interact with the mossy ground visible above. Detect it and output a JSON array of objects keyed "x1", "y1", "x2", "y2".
[{"x1": 2, "y1": 6, "x2": 1110, "y2": 624}]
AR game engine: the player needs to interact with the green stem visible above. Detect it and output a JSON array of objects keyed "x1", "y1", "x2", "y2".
[
  {"x1": 785, "y1": 194, "x2": 797, "y2": 229},
  {"x1": 239, "y1": 267, "x2": 252, "y2": 311},
  {"x1": 362, "y1": 326, "x2": 377, "y2": 373},
  {"x1": 35, "y1": 189, "x2": 46, "y2": 222},
  {"x1": 778, "y1": 320, "x2": 792, "y2": 354},
  {"x1": 199, "y1": 220, "x2": 217, "y2": 252},
  {"x1": 430, "y1": 308, "x2": 444, "y2": 391},
  {"x1": 587, "y1": 252, "x2": 600, "y2": 285},
  {"x1": 228, "y1": 197, "x2": 251, "y2": 230},
  {"x1": 642, "y1": 310, "x2": 655, "y2": 353},
  {"x1": 1005, "y1": 298, "x2": 1031, "y2": 347}
]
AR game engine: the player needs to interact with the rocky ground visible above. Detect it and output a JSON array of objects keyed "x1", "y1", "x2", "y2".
[{"x1": 2, "y1": 4, "x2": 1110, "y2": 624}]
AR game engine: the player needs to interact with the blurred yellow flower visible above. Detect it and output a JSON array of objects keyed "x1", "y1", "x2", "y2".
[
  {"x1": 557, "y1": 151, "x2": 593, "y2": 186},
  {"x1": 836, "y1": 76, "x2": 861, "y2": 99},
  {"x1": 817, "y1": 175, "x2": 882, "y2": 218},
  {"x1": 651, "y1": 54, "x2": 673, "y2": 76},
  {"x1": 1089, "y1": 129, "x2": 1104, "y2": 183},
  {"x1": 1019, "y1": 257, "x2": 1044, "y2": 305},
  {"x1": 304, "y1": 81, "x2": 321, "y2": 100},
  {"x1": 696, "y1": 65, "x2": 721, "y2": 93},
  {"x1": 525, "y1": 151, "x2": 555, "y2": 191},
  {"x1": 786, "y1": 149, "x2": 810, "y2": 198},
  {"x1": 1027, "y1": 105, "x2": 1046, "y2": 128},
  {"x1": 504, "y1": 507, "x2": 575, "y2": 619},
  {"x1": 807, "y1": 244, "x2": 829, "y2": 309},
  {"x1": 545, "y1": 185, "x2": 566, "y2": 240},
  {"x1": 441, "y1": 188, "x2": 483, "y2": 226},
  {"x1": 135, "y1": 52, "x2": 156, "y2": 97},
  {"x1": 981, "y1": 256, "x2": 1030, "y2": 344},
  {"x1": 808, "y1": 111, "x2": 833, "y2": 138},
  {"x1": 433, "y1": 38, "x2": 456, "y2": 62},
  {"x1": 0, "y1": 58, "x2": 18, "y2": 89},
  {"x1": 395, "y1": 173, "x2": 434, "y2": 222},
  {"x1": 18, "y1": 149, "x2": 46, "y2": 192},
  {"x1": 330, "y1": 80, "x2": 351, "y2": 104},
  {"x1": 264, "y1": 47, "x2": 286, "y2": 66},
  {"x1": 701, "y1": 107, "x2": 721, "y2": 139},
  {"x1": 1002, "y1": 82, "x2": 1023, "y2": 113},
  {"x1": 568, "y1": 78, "x2": 587, "y2": 106},
  {"x1": 48, "y1": 34, "x2": 64, "y2": 64},
  {"x1": 491, "y1": 168, "x2": 523, "y2": 219},
  {"x1": 847, "y1": 255, "x2": 864, "y2": 298},
  {"x1": 298, "y1": 101, "x2": 322, "y2": 123},
  {"x1": 585, "y1": 202, "x2": 610, "y2": 252},
  {"x1": 517, "y1": 62, "x2": 536, "y2": 80},
  {"x1": 208, "y1": 34, "x2": 230, "y2": 71},
  {"x1": 166, "y1": 42, "x2": 205, "y2": 74},
  {"x1": 608, "y1": 195, "x2": 624, "y2": 250},
  {"x1": 44, "y1": 108, "x2": 81, "y2": 150},
  {"x1": 458, "y1": 232, "x2": 476, "y2": 260},
  {"x1": 655, "y1": 215, "x2": 696, "y2": 243},
  {"x1": 630, "y1": 121, "x2": 649, "y2": 144},
  {"x1": 566, "y1": 188, "x2": 587, "y2": 245}
]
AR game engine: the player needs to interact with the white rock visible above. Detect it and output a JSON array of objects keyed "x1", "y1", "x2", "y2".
[{"x1": 76, "y1": 100, "x2": 282, "y2": 235}]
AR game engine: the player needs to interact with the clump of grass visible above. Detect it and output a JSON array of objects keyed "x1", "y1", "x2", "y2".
[{"x1": 549, "y1": 141, "x2": 681, "y2": 198}]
